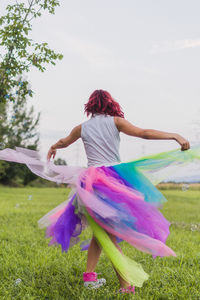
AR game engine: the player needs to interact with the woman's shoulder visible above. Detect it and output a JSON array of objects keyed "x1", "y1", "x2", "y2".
[{"x1": 114, "y1": 116, "x2": 124, "y2": 131}]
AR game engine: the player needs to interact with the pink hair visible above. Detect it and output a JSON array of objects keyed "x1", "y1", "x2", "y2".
[{"x1": 84, "y1": 90, "x2": 124, "y2": 118}]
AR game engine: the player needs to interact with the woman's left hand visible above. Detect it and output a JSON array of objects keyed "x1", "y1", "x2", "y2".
[
  {"x1": 47, "y1": 147, "x2": 57, "y2": 161},
  {"x1": 175, "y1": 134, "x2": 190, "y2": 151}
]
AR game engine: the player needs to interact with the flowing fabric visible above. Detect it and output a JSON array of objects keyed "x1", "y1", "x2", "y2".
[
  {"x1": 1, "y1": 145, "x2": 200, "y2": 287},
  {"x1": 86, "y1": 215, "x2": 149, "y2": 287}
]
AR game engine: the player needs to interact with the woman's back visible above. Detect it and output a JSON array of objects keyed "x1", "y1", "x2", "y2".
[{"x1": 81, "y1": 114, "x2": 121, "y2": 167}]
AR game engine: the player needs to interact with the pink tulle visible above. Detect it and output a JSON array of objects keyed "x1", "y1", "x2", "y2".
[
  {"x1": 76, "y1": 166, "x2": 176, "y2": 258},
  {"x1": 0, "y1": 147, "x2": 177, "y2": 257}
]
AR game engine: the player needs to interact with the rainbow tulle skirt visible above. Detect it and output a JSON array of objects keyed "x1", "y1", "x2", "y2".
[{"x1": 1, "y1": 145, "x2": 200, "y2": 287}]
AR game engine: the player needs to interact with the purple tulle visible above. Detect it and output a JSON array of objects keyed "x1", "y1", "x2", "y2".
[
  {"x1": 76, "y1": 166, "x2": 175, "y2": 257},
  {"x1": 46, "y1": 194, "x2": 82, "y2": 252},
  {"x1": 0, "y1": 146, "x2": 180, "y2": 257},
  {"x1": 93, "y1": 182, "x2": 170, "y2": 243}
]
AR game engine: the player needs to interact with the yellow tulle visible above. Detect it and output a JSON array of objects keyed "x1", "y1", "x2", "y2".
[{"x1": 86, "y1": 215, "x2": 149, "y2": 287}]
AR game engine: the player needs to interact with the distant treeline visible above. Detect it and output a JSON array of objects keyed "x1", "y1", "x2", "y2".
[
  {"x1": 157, "y1": 182, "x2": 200, "y2": 190},
  {"x1": 0, "y1": 99, "x2": 67, "y2": 187}
]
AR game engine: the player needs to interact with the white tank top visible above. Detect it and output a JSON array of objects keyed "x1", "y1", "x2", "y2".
[{"x1": 81, "y1": 114, "x2": 121, "y2": 167}]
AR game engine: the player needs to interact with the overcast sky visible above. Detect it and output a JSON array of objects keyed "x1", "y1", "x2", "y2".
[{"x1": 1, "y1": 0, "x2": 200, "y2": 166}]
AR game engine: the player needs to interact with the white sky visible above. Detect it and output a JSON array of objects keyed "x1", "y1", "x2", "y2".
[{"x1": 1, "y1": 0, "x2": 200, "y2": 166}]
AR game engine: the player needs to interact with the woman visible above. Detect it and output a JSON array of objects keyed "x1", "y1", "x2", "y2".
[
  {"x1": 46, "y1": 89, "x2": 190, "y2": 293},
  {"x1": 0, "y1": 89, "x2": 195, "y2": 294}
]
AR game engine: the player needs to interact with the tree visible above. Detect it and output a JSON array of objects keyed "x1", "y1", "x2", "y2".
[
  {"x1": 0, "y1": 0, "x2": 63, "y2": 185},
  {"x1": 54, "y1": 158, "x2": 67, "y2": 165},
  {"x1": 0, "y1": 0, "x2": 63, "y2": 103},
  {"x1": 0, "y1": 101, "x2": 9, "y2": 148},
  {"x1": 6, "y1": 78, "x2": 40, "y2": 149},
  {"x1": 0, "y1": 85, "x2": 40, "y2": 185}
]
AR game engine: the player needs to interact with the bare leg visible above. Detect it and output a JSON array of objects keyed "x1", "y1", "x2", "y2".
[
  {"x1": 86, "y1": 232, "x2": 130, "y2": 288},
  {"x1": 86, "y1": 235, "x2": 102, "y2": 272},
  {"x1": 107, "y1": 232, "x2": 130, "y2": 289}
]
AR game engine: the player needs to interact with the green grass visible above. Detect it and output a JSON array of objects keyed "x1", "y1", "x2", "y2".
[{"x1": 0, "y1": 187, "x2": 200, "y2": 300}]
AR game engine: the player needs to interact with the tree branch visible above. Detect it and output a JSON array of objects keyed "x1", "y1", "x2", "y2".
[
  {"x1": 0, "y1": 0, "x2": 35, "y2": 87},
  {"x1": 28, "y1": 6, "x2": 42, "y2": 22},
  {"x1": 22, "y1": 0, "x2": 35, "y2": 26}
]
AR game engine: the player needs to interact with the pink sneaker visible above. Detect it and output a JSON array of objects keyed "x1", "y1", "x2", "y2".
[
  {"x1": 83, "y1": 272, "x2": 106, "y2": 289},
  {"x1": 119, "y1": 285, "x2": 135, "y2": 294}
]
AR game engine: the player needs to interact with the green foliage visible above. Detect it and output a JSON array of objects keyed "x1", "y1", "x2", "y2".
[
  {"x1": 0, "y1": 0, "x2": 63, "y2": 103},
  {"x1": 0, "y1": 0, "x2": 62, "y2": 183},
  {"x1": 0, "y1": 91, "x2": 40, "y2": 185},
  {"x1": 0, "y1": 101, "x2": 9, "y2": 149},
  {"x1": 54, "y1": 157, "x2": 67, "y2": 165},
  {"x1": 0, "y1": 188, "x2": 200, "y2": 299}
]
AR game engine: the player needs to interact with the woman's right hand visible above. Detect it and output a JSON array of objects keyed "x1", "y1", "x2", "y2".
[
  {"x1": 47, "y1": 146, "x2": 57, "y2": 161},
  {"x1": 174, "y1": 134, "x2": 190, "y2": 151}
]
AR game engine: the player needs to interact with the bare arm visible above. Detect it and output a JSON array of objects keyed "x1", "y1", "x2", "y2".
[
  {"x1": 114, "y1": 117, "x2": 190, "y2": 151},
  {"x1": 47, "y1": 125, "x2": 81, "y2": 161}
]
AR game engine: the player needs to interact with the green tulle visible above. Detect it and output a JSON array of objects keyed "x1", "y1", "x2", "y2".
[
  {"x1": 126, "y1": 145, "x2": 200, "y2": 185},
  {"x1": 86, "y1": 214, "x2": 149, "y2": 287}
]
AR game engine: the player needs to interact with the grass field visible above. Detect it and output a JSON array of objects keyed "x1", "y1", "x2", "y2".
[{"x1": 0, "y1": 187, "x2": 200, "y2": 300}]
